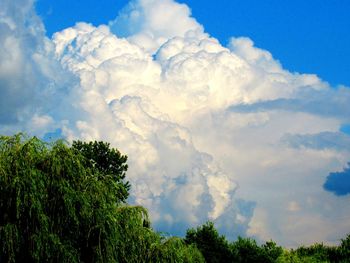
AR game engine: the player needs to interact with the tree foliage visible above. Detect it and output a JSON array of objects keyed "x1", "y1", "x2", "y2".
[
  {"x1": 185, "y1": 221, "x2": 350, "y2": 263},
  {"x1": 185, "y1": 222, "x2": 283, "y2": 263},
  {"x1": 185, "y1": 222, "x2": 233, "y2": 263},
  {"x1": 0, "y1": 134, "x2": 203, "y2": 262},
  {"x1": 71, "y1": 140, "x2": 130, "y2": 202},
  {"x1": 0, "y1": 134, "x2": 349, "y2": 262}
]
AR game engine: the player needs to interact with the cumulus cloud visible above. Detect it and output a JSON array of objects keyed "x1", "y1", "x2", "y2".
[
  {"x1": 1, "y1": 0, "x2": 350, "y2": 247},
  {"x1": 109, "y1": 0, "x2": 203, "y2": 53},
  {"x1": 0, "y1": 0, "x2": 44, "y2": 124},
  {"x1": 0, "y1": 0, "x2": 76, "y2": 134},
  {"x1": 51, "y1": 22, "x2": 247, "y2": 237}
]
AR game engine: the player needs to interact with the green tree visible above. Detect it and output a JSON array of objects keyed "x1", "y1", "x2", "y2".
[
  {"x1": 0, "y1": 134, "x2": 204, "y2": 262},
  {"x1": 148, "y1": 237, "x2": 205, "y2": 263},
  {"x1": 0, "y1": 134, "x2": 129, "y2": 262},
  {"x1": 72, "y1": 140, "x2": 130, "y2": 202},
  {"x1": 339, "y1": 234, "x2": 350, "y2": 262},
  {"x1": 261, "y1": 240, "x2": 284, "y2": 262},
  {"x1": 276, "y1": 250, "x2": 323, "y2": 263},
  {"x1": 185, "y1": 221, "x2": 234, "y2": 263},
  {"x1": 185, "y1": 221, "x2": 284, "y2": 263},
  {"x1": 231, "y1": 237, "x2": 267, "y2": 263}
]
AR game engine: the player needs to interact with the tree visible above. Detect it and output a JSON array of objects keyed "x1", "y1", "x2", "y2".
[
  {"x1": 185, "y1": 221, "x2": 285, "y2": 263},
  {"x1": 231, "y1": 237, "x2": 266, "y2": 263},
  {"x1": 0, "y1": 134, "x2": 129, "y2": 261},
  {"x1": 261, "y1": 240, "x2": 283, "y2": 262},
  {"x1": 0, "y1": 134, "x2": 204, "y2": 262},
  {"x1": 72, "y1": 140, "x2": 130, "y2": 202},
  {"x1": 185, "y1": 221, "x2": 234, "y2": 263},
  {"x1": 339, "y1": 234, "x2": 350, "y2": 262}
]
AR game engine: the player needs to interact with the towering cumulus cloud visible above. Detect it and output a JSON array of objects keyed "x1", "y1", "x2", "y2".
[
  {"x1": 109, "y1": 0, "x2": 203, "y2": 53},
  {"x1": 1, "y1": 0, "x2": 350, "y2": 246}
]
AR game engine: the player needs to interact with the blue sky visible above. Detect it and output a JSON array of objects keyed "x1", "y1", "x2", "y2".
[
  {"x1": 2, "y1": 0, "x2": 350, "y2": 246},
  {"x1": 36, "y1": 0, "x2": 350, "y2": 87}
]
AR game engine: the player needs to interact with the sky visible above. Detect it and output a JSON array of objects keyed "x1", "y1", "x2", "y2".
[
  {"x1": 36, "y1": 0, "x2": 350, "y2": 87},
  {"x1": 1, "y1": 0, "x2": 350, "y2": 247}
]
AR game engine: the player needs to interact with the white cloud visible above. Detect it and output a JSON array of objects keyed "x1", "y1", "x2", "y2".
[
  {"x1": 0, "y1": 0, "x2": 43, "y2": 124},
  {"x1": 1, "y1": 0, "x2": 350, "y2": 247},
  {"x1": 109, "y1": 0, "x2": 203, "y2": 53},
  {"x1": 0, "y1": 0, "x2": 76, "y2": 134}
]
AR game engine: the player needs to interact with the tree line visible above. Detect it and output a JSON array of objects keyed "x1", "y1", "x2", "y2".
[{"x1": 0, "y1": 134, "x2": 349, "y2": 262}]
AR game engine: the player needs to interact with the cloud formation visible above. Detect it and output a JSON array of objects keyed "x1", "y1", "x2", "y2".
[
  {"x1": 0, "y1": 0, "x2": 44, "y2": 123},
  {"x1": 109, "y1": 0, "x2": 203, "y2": 53},
  {"x1": 0, "y1": 0, "x2": 76, "y2": 135},
  {"x1": 1, "y1": 0, "x2": 350, "y2": 246}
]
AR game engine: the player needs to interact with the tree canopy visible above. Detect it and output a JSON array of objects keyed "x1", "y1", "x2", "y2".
[
  {"x1": 0, "y1": 134, "x2": 349, "y2": 262},
  {"x1": 71, "y1": 140, "x2": 130, "y2": 202},
  {"x1": 0, "y1": 134, "x2": 203, "y2": 262}
]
